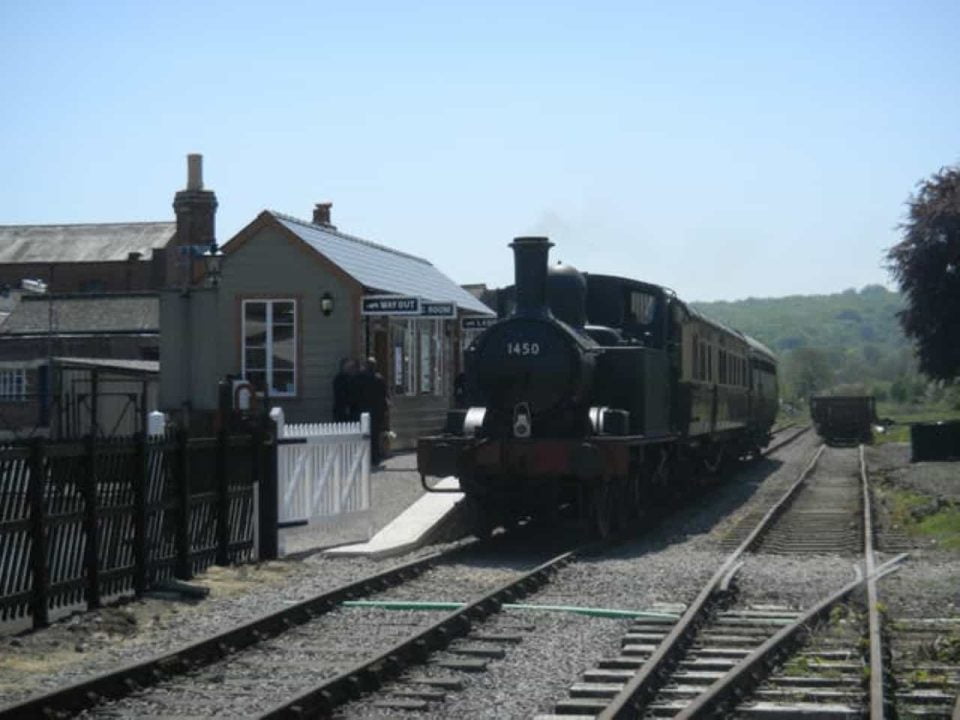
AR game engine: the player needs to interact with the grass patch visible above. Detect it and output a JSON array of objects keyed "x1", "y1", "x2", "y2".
[
  {"x1": 877, "y1": 485, "x2": 960, "y2": 549},
  {"x1": 873, "y1": 406, "x2": 960, "y2": 445}
]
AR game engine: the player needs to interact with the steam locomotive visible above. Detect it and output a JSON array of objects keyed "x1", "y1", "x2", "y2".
[{"x1": 417, "y1": 237, "x2": 778, "y2": 536}]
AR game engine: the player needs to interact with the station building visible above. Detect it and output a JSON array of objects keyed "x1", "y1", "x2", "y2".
[{"x1": 160, "y1": 177, "x2": 494, "y2": 448}]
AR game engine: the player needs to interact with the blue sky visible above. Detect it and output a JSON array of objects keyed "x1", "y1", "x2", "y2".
[{"x1": 2, "y1": 1, "x2": 958, "y2": 301}]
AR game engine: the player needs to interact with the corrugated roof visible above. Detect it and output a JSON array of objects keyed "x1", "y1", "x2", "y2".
[
  {"x1": 271, "y1": 212, "x2": 493, "y2": 315},
  {"x1": 53, "y1": 357, "x2": 159, "y2": 374},
  {"x1": 0, "y1": 293, "x2": 158, "y2": 335},
  {"x1": 0, "y1": 222, "x2": 176, "y2": 263}
]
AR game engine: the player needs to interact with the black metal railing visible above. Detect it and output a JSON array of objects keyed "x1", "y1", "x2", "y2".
[{"x1": 0, "y1": 424, "x2": 278, "y2": 630}]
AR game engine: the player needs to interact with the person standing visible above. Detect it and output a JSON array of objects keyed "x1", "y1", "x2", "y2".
[
  {"x1": 332, "y1": 358, "x2": 356, "y2": 421},
  {"x1": 358, "y1": 357, "x2": 389, "y2": 465}
]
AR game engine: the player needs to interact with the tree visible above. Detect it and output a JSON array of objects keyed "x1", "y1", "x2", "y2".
[
  {"x1": 785, "y1": 347, "x2": 832, "y2": 400},
  {"x1": 887, "y1": 165, "x2": 960, "y2": 380}
]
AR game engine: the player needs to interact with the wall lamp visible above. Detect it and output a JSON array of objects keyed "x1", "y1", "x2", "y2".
[
  {"x1": 320, "y1": 291, "x2": 335, "y2": 317},
  {"x1": 203, "y1": 249, "x2": 224, "y2": 288}
]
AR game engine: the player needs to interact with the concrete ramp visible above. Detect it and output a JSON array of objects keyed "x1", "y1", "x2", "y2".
[{"x1": 325, "y1": 477, "x2": 463, "y2": 559}]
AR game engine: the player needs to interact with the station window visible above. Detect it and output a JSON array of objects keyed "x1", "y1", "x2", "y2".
[
  {"x1": 0, "y1": 368, "x2": 27, "y2": 402},
  {"x1": 242, "y1": 299, "x2": 297, "y2": 397},
  {"x1": 391, "y1": 320, "x2": 417, "y2": 396},
  {"x1": 392, "y1": 319, "x2": 446, "y2": 397}
]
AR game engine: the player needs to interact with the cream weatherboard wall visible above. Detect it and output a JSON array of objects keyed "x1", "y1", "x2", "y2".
[{"x1": 160, "y1": 224, "x2": 360, "y2": 427}]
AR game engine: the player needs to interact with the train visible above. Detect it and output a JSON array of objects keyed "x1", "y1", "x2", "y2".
[
  {"x1": 417, "y1": 236, "x2": 779, "y2": 537},
  {"x1": 809, "y1": 395, "x2": 876, "y2": 444}
]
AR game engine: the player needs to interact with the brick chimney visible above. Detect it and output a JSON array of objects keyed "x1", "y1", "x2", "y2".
[
  {"x1": 171, "y1": 154, "x2": 218, "y2": 287},
  {"x1": 312, "y1": 202, "x2": 336, "y2": 229}
]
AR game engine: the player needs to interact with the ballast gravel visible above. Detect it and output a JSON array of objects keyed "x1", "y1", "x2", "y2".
[
  {"x1": 3, "y1": 431, "x2": 956, "y2": 719},
  {"x1": 0, "y1": 456, "x2": 455, "y2": 708}
]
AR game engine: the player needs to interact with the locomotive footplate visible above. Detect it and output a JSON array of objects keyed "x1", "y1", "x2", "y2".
[{"x1": 417, "y1": 435, "x2": 659, "y2": 488}]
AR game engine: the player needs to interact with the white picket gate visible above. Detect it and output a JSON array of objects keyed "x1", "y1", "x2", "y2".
[{"x1": 271, "y1": 408, "x2": 373, "y2": 551}]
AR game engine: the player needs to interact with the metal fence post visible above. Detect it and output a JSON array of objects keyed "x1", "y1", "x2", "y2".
[
  {"x1": 82, "y1": 433, "x2": 101, "y2": 609},
  {"x1": 174, "y1": 427, "x2": 192, "y2": 579},
  {"x1": 27, "y1": 438, "x2": 49, "y2": 629},
  {"x1": 215, "y1": 427, "x2": 229, "y2": 565},
  {"x1": 257, "y1": 418, "x2": 279, "y2": 560},
  {"x1": 132, "y1": 431, "x2": 148, "y2": 595}
]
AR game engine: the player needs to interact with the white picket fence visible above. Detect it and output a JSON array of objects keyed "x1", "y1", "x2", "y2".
[{"x1": 271, "y1": 408, "x2": 373, "y2": 550}]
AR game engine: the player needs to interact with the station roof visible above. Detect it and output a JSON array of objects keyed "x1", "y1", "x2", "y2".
[
  {"x1": 52, "y1": 357, "x2": 159, "y2": 375},
  {"x1": 0, "y1": 222, "x2": 176, "y2": 263},
  {"x1": 261, "y1": 212, "x2": 493, "y2": 316},
  {"x1": 0, "y1": 293, "x2": 158, "y2": 335}
]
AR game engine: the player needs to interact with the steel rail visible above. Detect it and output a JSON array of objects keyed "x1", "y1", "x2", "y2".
[
  {"x1": 762, "y1": 423, "x2": 811, "y2": 457},
  {"x1": 257, "y1": 545, "x2": 588, "y2": 719},
  {"x1": 0, "y1": 539, "x2": 482, "y2": 720},
  {"x1": 861, "y1": 443, "x2": 886, "y2": 719},
  {"x1": 595, "y1": 443, "x2": 826, "y2": 719},
  {"x1": 663, "y1": 446, "x2": 901, "y2": 719},
  {"x1": 674, "y1": 554, "x2": 909, "y2": 719}
]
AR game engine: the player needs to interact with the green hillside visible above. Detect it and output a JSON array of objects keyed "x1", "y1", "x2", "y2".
[{"x1": 690, "y1": 285, "x2": 934, "y2": 404}]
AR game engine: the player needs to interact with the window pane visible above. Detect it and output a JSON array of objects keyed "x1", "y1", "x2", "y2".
[
  {"x1": 273, "y1": 339, "x2": 295, "y2": 370},
  {"x1": 273, "y1": 302, "x2": 295, "y2": 324},
  {"x1": 272, "y1": 371, "x2": 295, "y2": 395},
  {"x1": 246, "y1": 371, "x2": 267, "y2": 393},
  {"x1": 245, "y1": 348, "x2": 266, "y2": 370},
  {"x1": 419, "y1": 323, "x2": 432, "y2": 393},
  {"x1": 273, "y1": 324, "x2": 294, "y2": 343},
  {"x1": 245, "y1": 302, "x2": 266, "y2": 322}
]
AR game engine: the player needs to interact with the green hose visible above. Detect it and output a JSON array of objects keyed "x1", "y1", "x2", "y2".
[{"x1": 341, "y1": 599, "x2": 679, "y2": 620}]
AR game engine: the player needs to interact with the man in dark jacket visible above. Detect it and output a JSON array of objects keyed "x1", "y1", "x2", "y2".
[
  {"x1": 358, "y1": 357, "x2": 389, "y2": 464},
  {"x1": 332, "y1": 358, "x2": 356, "y2": 421}
]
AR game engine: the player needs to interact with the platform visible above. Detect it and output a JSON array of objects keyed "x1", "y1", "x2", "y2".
[{"x1": 324, "y1": 477, "x2": 463, "y2": 559}]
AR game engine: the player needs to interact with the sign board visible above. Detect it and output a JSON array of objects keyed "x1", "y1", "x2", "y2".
[
  {"x1": 461, "y1": 316, "x2": 498, "y2": 330},
  {"x1": 421, "y1": 301, "x2": 456, "y2": 318},
  {"x1": 361, "y1": 295, "x2": 421, "y2": 316}
]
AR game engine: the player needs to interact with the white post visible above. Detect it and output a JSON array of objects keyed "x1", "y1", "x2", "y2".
[
  {"x1": 147, "y1": 410, "x2": 167, "y2": 436},
  {"x1": 360, "y1": 412, "x2": 370, "y2": 437},
  {"x1": 270, "y1": 406, "x2": 285, "y2": 437}
]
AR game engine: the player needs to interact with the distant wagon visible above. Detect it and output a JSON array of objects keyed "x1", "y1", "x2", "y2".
[{"x1": 809, "y1": 395, "x2": 876, "y2": 444}]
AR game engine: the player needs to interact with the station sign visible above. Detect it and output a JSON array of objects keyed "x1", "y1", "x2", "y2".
[
  {"x1": 421, "y1": 301, "x2": 456, "y2": 318},
  {"x1": 461, "y1": 316, "x2": 498, "y2": 330},
  {"x1": 361, "y1": 295, "x2": 421, "y2": 315}
]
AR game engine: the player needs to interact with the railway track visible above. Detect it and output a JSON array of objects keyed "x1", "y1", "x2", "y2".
[
  {"x1": 537, "y1": 441, "x2": 921, "y2": 719},
  {"x1": 0, "y1": 531, "x2": 593, "y2": 719},
  {"x1": 0, "y1": 425, "x2": 818, "y2": 719},
  {"x1": 0, "y1": 535, "x2": 500, "y2": 717}
]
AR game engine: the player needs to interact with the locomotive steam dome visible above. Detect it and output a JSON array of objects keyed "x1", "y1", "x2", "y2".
[{"x1": 547, "y1": 261, "x2": 587, "y2": 328}]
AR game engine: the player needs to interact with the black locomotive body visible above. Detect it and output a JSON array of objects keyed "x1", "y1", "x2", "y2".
[{"x1": 418, "y1": 236, "x2": 778, "y2": 536}]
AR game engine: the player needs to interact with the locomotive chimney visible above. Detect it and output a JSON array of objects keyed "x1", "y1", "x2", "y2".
[{"x1": 510, "y1": 236, "x2": 553, "y2": 317}]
